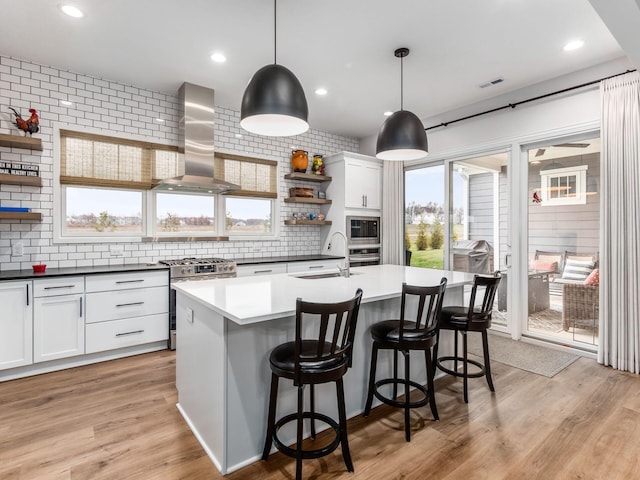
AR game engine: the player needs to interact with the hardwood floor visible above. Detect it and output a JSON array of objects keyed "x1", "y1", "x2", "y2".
[{"x1": 1, "y1": 350, "x2": 639, "y2": 479}]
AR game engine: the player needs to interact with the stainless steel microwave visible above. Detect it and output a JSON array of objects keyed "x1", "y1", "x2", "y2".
[{"x1": 346, "y1": 216, "x2": 380, "y2": 245}]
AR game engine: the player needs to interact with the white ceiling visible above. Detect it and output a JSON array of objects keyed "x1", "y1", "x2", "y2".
[{"x1": 0, "y1": 1, "x2": 635, "y2": 139}]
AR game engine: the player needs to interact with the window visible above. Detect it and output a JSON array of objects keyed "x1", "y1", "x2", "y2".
[
  {"x1": 155, "y1": 192, "x2": 215, "y2": 235},
  {"x1": 64, "y1": 186, "x2": 144, "y2": 236},
  {"x1": 57, "y1": 130, "x2": 278, "y2": 241},
  {"x1": 540, "y1": 165, "x2": 588, "y2": 205},
  {"x1": 216, "y1": 152, "x2": 278, "y2": 236},
  {"x1": 225, "y1": 197, "x2": 272, "y2": 234}
]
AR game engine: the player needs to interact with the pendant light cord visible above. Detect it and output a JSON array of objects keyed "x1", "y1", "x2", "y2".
[
  {"x1": 273, "y1": 0, "x2": 277, "y2": 65},
  {"x1": 400, "y1": 54, "x2": 404, "y2": 111}
]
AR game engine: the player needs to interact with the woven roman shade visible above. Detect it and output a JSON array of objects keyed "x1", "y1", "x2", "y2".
[
  {"x1": 214, "y1": 152, "x2": 277, "y2": 199},
  {"x1": 60, "y1": 130, "x2": 178, "y2": 189}
]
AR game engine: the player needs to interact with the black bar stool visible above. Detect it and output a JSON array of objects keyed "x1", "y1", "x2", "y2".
[
  {"x1": 262, "y1": 288, "x2": 363, "y2": 480},
  {"x1": 363, "y1": 279, "x2": 447, "y2": 441},
  {"x1": 434, "y1": 273, "x2": 501, "y2": 403}
]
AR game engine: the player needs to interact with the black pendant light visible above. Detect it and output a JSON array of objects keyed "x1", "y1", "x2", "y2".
[
  {"x1": 376, "y1": 48, "x2": 428, "y2": 161},
  {"x1": 240, "y1": 0, "x2": 309, "y2": 137}
]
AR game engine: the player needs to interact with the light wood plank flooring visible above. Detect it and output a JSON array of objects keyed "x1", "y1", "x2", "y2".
[{"x1": 1, "y1": 350, "x2": 639, "y2": 479}]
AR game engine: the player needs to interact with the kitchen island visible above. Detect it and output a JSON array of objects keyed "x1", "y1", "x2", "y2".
[{"x1": 173, "y1": 264, "x2": 475, "y2": 474}]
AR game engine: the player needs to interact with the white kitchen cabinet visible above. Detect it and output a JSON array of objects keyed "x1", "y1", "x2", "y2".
[
  {"x1": 33, "y1": 276, "x2": 85, "y2": 363},
  {"x1": 325, "y1": 152, "x2": 383, "y2": 214},
  {"x1": 344, "y1": 159, "x2": 382, "y2": 210},
  {"x1": 85, "y1": 270, "x2": 169, "y2": 354},
  {"x1": 236, "y1": 263, "x2": 287, "y2": 277},
  {"x1": 0, "y1": 280, "x2": 33, "y2": 371},
  {"x1": 286, "y1": 260, "x2": 340, "y2": 274}
]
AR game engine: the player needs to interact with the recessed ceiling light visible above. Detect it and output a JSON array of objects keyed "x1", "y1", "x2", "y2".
[
  {"x1": 60, "y1": 100, "x2": 73, "y2": 106},
  {"x1": 210, "y1": 53, "x2": 227, "y2": 63},
  {"x1": 563, "y1": 40, "x2": 584, "y2": 51},
  {"x1": 59, "y1": 5, "x2": 84, "y2": 18},
  {"x1": 384, "y1": 111, "x2": 393, "y2": 117},
  {"x1": 315, "y1": 88, "x2": 328, "y2": 96}
]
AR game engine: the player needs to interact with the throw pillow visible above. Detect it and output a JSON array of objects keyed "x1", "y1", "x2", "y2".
[
  {"x1": 562, "y1": 258, "x2": 595, "y2": 282},
  {"x1": 529, "y1": 259, "x2": 558, "y2": 272},
  {"x1": 584, "y1": 268, "x2": 600, "y2": 286}
]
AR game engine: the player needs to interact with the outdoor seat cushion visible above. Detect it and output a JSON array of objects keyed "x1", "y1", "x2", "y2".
[{"x1": 562, "y1": 258, "x2": 595, "y2": 282}]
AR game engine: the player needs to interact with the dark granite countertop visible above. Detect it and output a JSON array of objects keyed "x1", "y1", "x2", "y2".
[
  {"x1": 234, "y1": 254, "x2": 344, "y2": 266},
  {"x1": 0, "y1": 263, "x2": 169, "y2": 281}
]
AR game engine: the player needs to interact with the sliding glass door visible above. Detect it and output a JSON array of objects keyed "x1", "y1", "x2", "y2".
[
  {"x1": 448, "y1": 153, "x2": 509, "y2": 328},
  {"x1": 525, "y1": 137, "x2": 600, "y2": 349},
  {"x1": 405, "y1": 164, "x2": 445, "y2": 269}
]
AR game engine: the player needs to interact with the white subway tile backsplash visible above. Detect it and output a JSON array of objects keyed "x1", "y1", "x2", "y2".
[{"x1": 0, "y1": 54, "x2": 358, "y2": 272}]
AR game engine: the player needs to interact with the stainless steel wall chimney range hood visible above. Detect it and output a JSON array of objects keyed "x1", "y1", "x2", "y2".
[{"x1": 153, "y1": 82, "x2": 240, "y2": 193}]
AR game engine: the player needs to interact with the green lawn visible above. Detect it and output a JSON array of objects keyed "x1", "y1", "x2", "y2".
[{"x1": 407, "y1": 247, "x2": 444, "y2": 269}]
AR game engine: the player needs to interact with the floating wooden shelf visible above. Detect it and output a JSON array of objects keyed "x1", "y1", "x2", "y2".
[
  {"x1": 284, "y1": 197, "x2": 332, "y2": 205},
  {"x1": 0, "y1": 173, "x2": 42, "y2": 187},
  {"x1": 284, "y1": 219, "x2": 332, "y2": 226},
  {"x1": 284, "y1": 172, "x2": 332, "y2": 183},
  {"x1": 0, "y1": 211, "x2": 42, "y2": 221},
  {"x1": 0, "y1": 133, "x2": 43, "y2": 151}
]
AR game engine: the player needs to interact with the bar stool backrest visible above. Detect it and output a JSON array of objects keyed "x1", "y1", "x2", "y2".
[
  {"x1": 398, "y1": 278, "x2": 448, "y2": 342},
  {"x1": 294, "y1": 288, "x2": 363, "y2": 383},
  {"x1": 466, "y1": 273, "x2": 502, "y2": 324}
]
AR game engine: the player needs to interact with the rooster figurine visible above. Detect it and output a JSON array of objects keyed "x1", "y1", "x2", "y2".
[{"x1": 8, "y1": 107, "x2": 39, "y2": 136}]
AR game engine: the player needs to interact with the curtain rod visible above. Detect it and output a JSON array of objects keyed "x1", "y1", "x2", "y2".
[{"x1": 424, "y1": 68, "x2": 637, "y2": 132}]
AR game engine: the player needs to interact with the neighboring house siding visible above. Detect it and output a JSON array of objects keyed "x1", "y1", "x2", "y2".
[
  {"x1": 528, "y1": 152, "x2": 600, "y2": 259},
  {"x1": 469, "y1": 172, "x2": 495, "y2": 245}
]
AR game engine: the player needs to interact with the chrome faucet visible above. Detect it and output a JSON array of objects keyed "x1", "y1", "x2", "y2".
[{"x1": 329, "y1": 231, "x2": 350, "y2": 278}]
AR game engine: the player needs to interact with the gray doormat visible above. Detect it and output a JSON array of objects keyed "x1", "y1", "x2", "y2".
[{"x1": 466, "y1": 332, "x2": 579, "y2": 377}]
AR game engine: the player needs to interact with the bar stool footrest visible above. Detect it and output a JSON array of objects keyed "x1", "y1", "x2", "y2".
[
  {"x1": 373, "y1": 378, "x2": 429, "y2": 409},
  {"x1": 436, "y1": 355, "x2": 486, "y2": 378},
  {"x1": 273, "y1": 412, "x2": 341, "y2": 460}
]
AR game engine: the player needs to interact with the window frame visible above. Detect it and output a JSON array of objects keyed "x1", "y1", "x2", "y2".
[
  {"x1": 222, "y1": 194, "x2": 278, "y2": 239},
  {"x1": 151, "y1": 190, "x2": 218, "y2": 238},
  {"x1": 53, "y1": 126, "x2": 281, "y2": 243},
  {"x1": 539, "y1": 165, "x2": 588, "y2": 206}
]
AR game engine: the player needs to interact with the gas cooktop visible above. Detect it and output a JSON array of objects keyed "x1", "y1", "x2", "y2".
[{"x1": 160, "y1": 257, "x2": 236, "y2": 279}]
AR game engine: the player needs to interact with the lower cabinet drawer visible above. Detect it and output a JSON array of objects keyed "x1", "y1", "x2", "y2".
[
  {"x1": 236, "y1": 263, "x2": 287, "y2": 277},
  {"x1": 85, "y1": 314, "x2": 168, "y2": 354},
  {"x1": 85, "y1": 286, "x2": 168, "y2": 324}
]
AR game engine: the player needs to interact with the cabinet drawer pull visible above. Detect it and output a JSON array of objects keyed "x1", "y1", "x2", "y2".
[
  {"x1": 80, "y1": 297, "x2": 83, "y2": 317},
  {"x1": 115, "y1": 279, "x2": 145, "y2": 284},
  {"x1": 254, "y1": 269, "x2": 273, "y2": 273},
  {"x1": 308, "y1": 265, "x2": 324, "y2": 269},
  {"x1": 115, "y1": 301, "x2": 145, "y2": 307},
  {"x1": 44, "y1": 285, "x2": 76, "y2": 290},
  {"x1": 115, "y1": 329, "x2": 144, "y2": 337}
]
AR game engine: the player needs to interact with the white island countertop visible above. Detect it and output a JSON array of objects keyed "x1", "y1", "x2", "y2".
[{"x1": 172, "y1": 264, "x2": 475, "y2": 325}]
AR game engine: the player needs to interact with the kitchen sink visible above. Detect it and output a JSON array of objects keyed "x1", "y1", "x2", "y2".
[{"x1": 292, "y1": 271, "x2": 362, "y2": 279}]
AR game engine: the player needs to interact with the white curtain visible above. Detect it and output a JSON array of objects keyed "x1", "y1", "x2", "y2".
[
  {"x1": 382, "y1": 160, "x2": 405, "y2": 265},
  {"x1": 598, "y1": 71, "x2": 640, "y2": 374}
]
